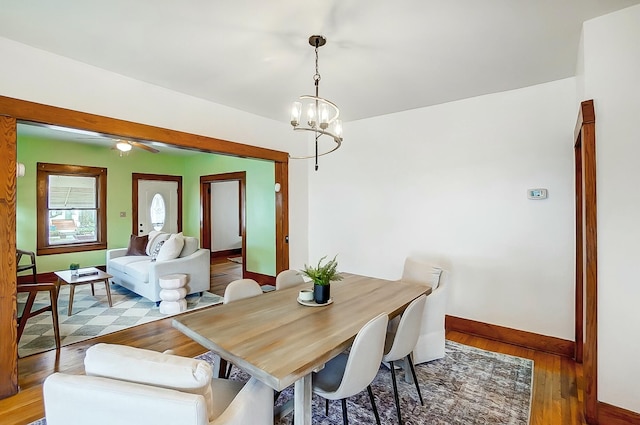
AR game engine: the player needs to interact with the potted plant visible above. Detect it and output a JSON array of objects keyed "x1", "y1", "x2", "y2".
[
  {"x1": 69, "y1": 263, "x2": 80, "y2": 277},
  {"x1": 301, "y1": 255, "x2": 343, "y2": 304}
]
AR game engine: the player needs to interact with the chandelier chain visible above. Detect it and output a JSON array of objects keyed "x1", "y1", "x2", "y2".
[{"x1": 314, "y1": 40, "x2": 321, "y2": 85}]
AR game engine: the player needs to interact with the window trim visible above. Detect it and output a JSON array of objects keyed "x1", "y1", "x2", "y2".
[{"x1": 36, "y1": 162, "x2": 107, "y2": 255}]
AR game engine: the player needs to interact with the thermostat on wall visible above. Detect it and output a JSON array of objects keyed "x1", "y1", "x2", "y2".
[{"x1": 528, "y1": 188, "x2": 548, "y2": 200}]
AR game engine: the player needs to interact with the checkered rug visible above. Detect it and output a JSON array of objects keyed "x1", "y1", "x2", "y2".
[{"x1": 17, "y1": 283, "x2": 223, "y2": 357}]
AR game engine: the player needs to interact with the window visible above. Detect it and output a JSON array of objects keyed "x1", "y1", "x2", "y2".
[{"x1": 37, "y1": 163, "x2": 107, "y2": 255}]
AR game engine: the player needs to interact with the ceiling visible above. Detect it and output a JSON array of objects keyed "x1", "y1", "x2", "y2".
[{"x1": 1, "y1": 0, "x2": 638, "y2": 124}]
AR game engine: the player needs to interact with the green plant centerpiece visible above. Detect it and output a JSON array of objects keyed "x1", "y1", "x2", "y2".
[
  {"x1": 301, "y1": 255, "x2": 343, "y2": 304},
  {"x1": 69, "y1": 263, "x2": 80, "y2": 276}
]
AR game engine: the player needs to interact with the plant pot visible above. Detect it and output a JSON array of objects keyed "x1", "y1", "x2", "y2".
[{"x1": 314, "y1": 283, "x2": 331, "y2": 304}]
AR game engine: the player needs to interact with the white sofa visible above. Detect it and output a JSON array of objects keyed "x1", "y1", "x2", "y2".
[{"x1": 107, "y1": 233, "x2": 210, "y2": 303}]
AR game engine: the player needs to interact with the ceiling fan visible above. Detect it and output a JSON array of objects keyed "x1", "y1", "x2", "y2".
[
  {"x1": 22, "y1": 123, "x2": 162, "y2": 155},
  {"x1": 112, "y1": 139, "x2": 160, "y2": 155}
]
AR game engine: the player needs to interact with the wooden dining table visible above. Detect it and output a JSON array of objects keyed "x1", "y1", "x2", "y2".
[{"x1": 172, "y1": 273, "x2": 430, "y2": 425}]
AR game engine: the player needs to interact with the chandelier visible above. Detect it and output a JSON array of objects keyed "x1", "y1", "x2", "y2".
[{"x1": 290, "y1": 35, "x2": 343, "y2": 170}]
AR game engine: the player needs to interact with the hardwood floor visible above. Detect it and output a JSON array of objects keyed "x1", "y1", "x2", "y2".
[
  {"x1": 209, "y1": 256, "x2": 243, "y2": 295},
  {"x1": 0, "y1": 263, "x2": 586, "y2": 425}
]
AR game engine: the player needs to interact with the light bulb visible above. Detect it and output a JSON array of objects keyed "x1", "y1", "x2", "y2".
[
  {"x1": 319, "y1": 104, "x2": 329, "y2": 130},
  {"x1": 290, "y1": 102, "x2": 301, "y2": 127},
  {"x1": 116, "y1": 141, "x2": 132, "y2": 152},
  {"x1": 307, "y1": 103, "x2": 317, "y2": 128},
  {"x1": 334, "y1": 119, "x2": 343, "y2": 139}
]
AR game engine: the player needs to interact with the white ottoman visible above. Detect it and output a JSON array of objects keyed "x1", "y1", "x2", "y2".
[{"x1": 158, "y1": 274, "x2": 188, "y2": 314}]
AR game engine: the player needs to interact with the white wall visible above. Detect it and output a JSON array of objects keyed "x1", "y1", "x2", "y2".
[
  {"x1": 0, "y1": 36, "x2": 310, "y2": 270},
  {"x1": 210, "y1": 181, "x2": 242, "y2": 251},
  {"x1": 309, "y1": 78, "x2": 577, "y2": 340},
  {"x1": 582, "y1": 4, "x2": 640, "y2": 414}
]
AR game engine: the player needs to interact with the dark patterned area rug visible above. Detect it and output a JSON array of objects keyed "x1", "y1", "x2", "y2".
[
  {"x1": 29, "y1": 340, "x2": 532, "y2": 425},
  {"x1": 17, "y1": 284, "x2": 223, "y2": 357},
  {"x1": 199, "y1": 340, "x2": 533, "y2": 425}
]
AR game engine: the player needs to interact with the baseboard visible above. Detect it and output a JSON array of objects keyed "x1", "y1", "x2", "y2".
[
  {"x1": 244, "y1": 270, "x2": 275, "y2": 286},
  {"x1": 211, "y1": 248, "x2": 242, "y2": 259},
  {"x1": 598, "y1": 402, "x2": 640, "y2": 425},
  {"x1": 445, "y1": 315, "x2": 575, "y2": 358}
]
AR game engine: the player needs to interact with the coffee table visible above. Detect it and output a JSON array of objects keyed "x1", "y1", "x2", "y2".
[{"x1": 54, "y1": 268, "x2": 113, "y2": 315}]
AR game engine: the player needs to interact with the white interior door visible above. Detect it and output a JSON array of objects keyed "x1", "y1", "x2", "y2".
[{"x1": 137, "y1": 180, "x2": 178, "y2": 235}]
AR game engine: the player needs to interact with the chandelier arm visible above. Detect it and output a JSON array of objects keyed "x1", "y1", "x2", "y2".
[
  {"x1": 288, "y1": 128, "x2": 342, "y2": 160},
  {"x1": 299, "y1": 95, "x2": 340, "y2": 122}
]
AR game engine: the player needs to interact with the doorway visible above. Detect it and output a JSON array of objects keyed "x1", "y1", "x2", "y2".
[
  {"x1": 200, "y1": 172, "x2": 246, "y2": 278},
  {"x1": 132, "y1": 173, "x2": 183, "y2": 236}
]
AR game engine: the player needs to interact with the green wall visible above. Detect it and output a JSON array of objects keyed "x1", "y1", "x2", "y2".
[
  {"x1": 17, "y1": 134, "x2": 276, "y2": 276},
  {"x1": 183, "y1": 155, "x2": 275, "y2": 275}
]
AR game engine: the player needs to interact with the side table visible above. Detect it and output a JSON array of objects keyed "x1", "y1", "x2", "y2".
[
  {"x1": 54, "y1": 268, "x2": 113, "y2": 315},
  {"x1": 159, "y1": 274, "x2": 188, "y2": 314}
]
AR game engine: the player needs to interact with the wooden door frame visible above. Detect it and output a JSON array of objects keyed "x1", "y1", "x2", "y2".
[
  {"x1": 132, "y1": 173, "x2": 183, "y2": 235},
  {"x1": 200, "y1": 172, "x2": 246, "y2": 277},
  {"x1": 574, "y1": 99, "x2": 597, "y2": 423},
  {"x1": 0, "y1": 95, "x2": 290, "y2": 399},
  {"x1": 0, "y1": 116, "x2": 17, "y2": 399}
]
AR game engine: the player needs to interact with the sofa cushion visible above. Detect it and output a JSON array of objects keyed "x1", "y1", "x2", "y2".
[
  {"x1": 157, "y1": 233, "x2": 185, "y2": 262},
  {"x1": 124, "y1": 259, "x2": 153, "y2": 283},
  {"x1": 180, "y1": 237, "x2": 199, "y2": 258},
  {"x1": 125, "y1": 234, "x2": 149, "y2": 256},
  {"x1": 109, "y1": 255, "x2": 151, "y2": 274}
]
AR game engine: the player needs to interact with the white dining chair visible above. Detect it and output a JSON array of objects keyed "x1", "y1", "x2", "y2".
[
  {"x1": 312, "y1": 313, "x2": 389, "y2": 425},
  {"x1": 275, "y1": 269, "x2": 305, "y2": 290},
  {"x1": 223, "y1": 278, "x2": 263, "y2": 304},
  {"x1": 222, "y1": 278, "x2": 263, "y2": 377},
  {"x1": 382, "y1": 295, "x2": 427, "y2": 425},
  {"x1": 400, "y1": 257, "x2": 449, "y2": 364}
]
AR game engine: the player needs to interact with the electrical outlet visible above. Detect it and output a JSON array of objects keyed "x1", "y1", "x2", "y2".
[
  {"x1": 120, "y1": 211, "x2": 127, "y2": 217},
  {"x1": 528, "y1": 188, "x2": 548, "y2": 200}
]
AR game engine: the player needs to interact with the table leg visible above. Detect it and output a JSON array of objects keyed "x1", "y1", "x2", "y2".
[
  {"x1": 104, "y1": 279, "x2": 113, "y2": 307},
  {"x1": 90, "y1": 283, "x2": 95, "y2": 296},
  {"x1": 294, "y1": 374, "x2": 312, "y2": 425},
  {"x1": 68, "y1": 284, "x2": 75, "y2": 316},
  {"x1": 211, "y1": 354, "x2": 228, "y2": 379}
]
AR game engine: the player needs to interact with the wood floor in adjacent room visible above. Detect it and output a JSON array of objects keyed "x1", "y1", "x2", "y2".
[{"x1": 0, "y1": 259, "x2": 586, "y2": 424}]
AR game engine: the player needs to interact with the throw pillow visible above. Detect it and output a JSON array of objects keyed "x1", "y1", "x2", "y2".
[
  {"x1": 156, "y1": 233, "x2": 185, "y2": 262},
  {"x1": 150, "y1": 240, "x2": 165, "y2": 262},
  {"x1": 179, "y1": 236, "x2": 199, "y2": 258},
  {"x1": 125, "y1": 234, "x2": 149, "y2": 256},
  {"x1": 146, "y1": 231, "x2": 170, "y2": 256}
]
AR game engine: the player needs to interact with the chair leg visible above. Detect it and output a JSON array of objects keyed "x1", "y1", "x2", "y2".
[
  {"x1": 389, "y1": 360, "x2": 403, "y2": 425},
  {"x1": 406, "y1": 354, "x2": 424, "y2": 406},
  {"x1": 341, "y1": 398, "x2": 348, "y2": 425},
  {"x1": 367, "y1": 385, "x2": 381, "y2": 425},
  {"x1": 17, "y1": 291, "x2": 37, "y2": 341},
  {"x1": 49, "y1": 286, "x2": 61, "y2": 349},
  {"x1": 325, "y1": 398, "x2": 329, "y2": 416}
]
